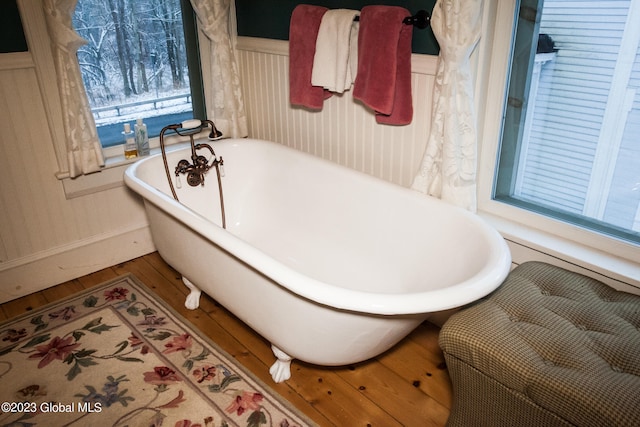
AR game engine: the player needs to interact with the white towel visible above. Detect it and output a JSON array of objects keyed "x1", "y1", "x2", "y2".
[{"x1": 311, "y1": 9, "x2": 360, "y2": 93}]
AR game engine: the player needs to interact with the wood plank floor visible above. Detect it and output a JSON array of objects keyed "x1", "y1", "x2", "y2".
[{"x1": 0, "y1": 252, "x2": 452, "y2": 426}]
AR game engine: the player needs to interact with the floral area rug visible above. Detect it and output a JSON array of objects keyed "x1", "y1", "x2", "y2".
[{"x1": 0, "y1": 274, "x2": 314, "y2": 427}]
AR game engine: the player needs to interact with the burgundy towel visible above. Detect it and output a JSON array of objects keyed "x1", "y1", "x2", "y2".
[
  {"x1": 289, "y1": 5, "x2": 332, "y2": 109},
  {"x1": 353, "y1": 6, "x2": 413, "y2": 125}
]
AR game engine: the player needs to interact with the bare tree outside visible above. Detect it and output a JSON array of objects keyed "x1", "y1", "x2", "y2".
[{"x1": 73, "y1": 0, "x2": 193, "y2": 146}]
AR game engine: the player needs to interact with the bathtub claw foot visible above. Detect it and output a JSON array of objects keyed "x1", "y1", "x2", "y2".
[
  {"x1": 182, "y1": 277, "x2": 202, "y2": 310},
  {"x1": 269, "y1": 345, "x2": 292, "y2": 383}
]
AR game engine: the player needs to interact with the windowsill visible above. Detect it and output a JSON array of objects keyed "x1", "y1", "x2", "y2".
[
  {"x1": 479, "y1": 209, "x2": 640, "y2": 291},
  {"x1": 56, "y1": 133, "x2": 193, "y2": 199},
  {"x1": 58, "y1": 153, "x2": 145, "y2": 199}
]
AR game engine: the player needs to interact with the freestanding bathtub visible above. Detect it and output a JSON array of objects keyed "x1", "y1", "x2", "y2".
[{"x1": 124, "y1": 138, "x2": 511, "y2": 382}]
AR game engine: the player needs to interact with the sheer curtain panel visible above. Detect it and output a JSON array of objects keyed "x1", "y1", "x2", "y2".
[
  {"x1": 411, "y1": 0, "x2": 483, "y2": 211},
  {"x1": 190, "y1": 0, "x2": 248, "y2": 138},
  {"x1": 43, "y1": 0, "x2": 104, "y2": 178}
]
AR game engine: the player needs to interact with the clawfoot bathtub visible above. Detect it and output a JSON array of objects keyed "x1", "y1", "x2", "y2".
[{"x1": 125, "y1": 138, "x2": 511, "y2": 382}]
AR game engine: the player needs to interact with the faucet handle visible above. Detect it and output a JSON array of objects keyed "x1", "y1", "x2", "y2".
[{"x1": 175, "y1": 159, "x2": 190, "y2": 175}]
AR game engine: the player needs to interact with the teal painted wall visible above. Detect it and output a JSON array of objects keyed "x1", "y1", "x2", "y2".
[
  {"x1": 236, "y1": 0, "x2": 439, "y2": 55},
  {"x1": 1, "y1": 1, "x2": 27, "y2": 53}
]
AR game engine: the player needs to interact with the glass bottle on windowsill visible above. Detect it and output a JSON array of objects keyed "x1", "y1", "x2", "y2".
[
  {"x1": 135, "y1": 118, "x2": 150, "y2": 156},
  {"x1": 123, "y1": 123, "x2": 138, "y2": 159}
]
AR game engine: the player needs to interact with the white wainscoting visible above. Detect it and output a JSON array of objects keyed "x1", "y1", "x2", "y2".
[
  {"x1": 236, "y1": 36, "x2": 436, "y2": 189},
  {"x1": 0, "y1": 224, "x2": 154, "y2": 302},
  {"x1": 0, "y1": 52, "x2": 155, "y2": 303}
]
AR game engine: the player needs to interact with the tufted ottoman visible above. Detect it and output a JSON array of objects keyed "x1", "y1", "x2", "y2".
[{"x1": 439, "y1": 261, "x2": 640, "y2": 427}]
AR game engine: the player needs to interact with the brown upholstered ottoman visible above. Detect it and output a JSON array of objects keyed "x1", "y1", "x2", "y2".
[{"x1": 439, "y1": 261, "x2": 640, "y2": 427}]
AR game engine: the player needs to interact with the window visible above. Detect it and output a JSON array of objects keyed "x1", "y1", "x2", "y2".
[
  {"x1": 494, "y1": 0, "x2": 640, "y2": 245},
  {"x1": 72, "y1": 0, "x2": 205, "y2": 148},
  {"x1": 1, "y1": 1, "x2": 28, "y2": 53}
]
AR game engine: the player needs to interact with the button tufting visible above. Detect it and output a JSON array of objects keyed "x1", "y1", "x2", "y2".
[{"x1": 440, "y1": 262, "x2": 640, "y2": 427}]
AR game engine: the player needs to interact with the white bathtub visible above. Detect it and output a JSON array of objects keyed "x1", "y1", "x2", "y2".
[{"x1": 124, "y1": 138, "x2": 511, "y2": 382}]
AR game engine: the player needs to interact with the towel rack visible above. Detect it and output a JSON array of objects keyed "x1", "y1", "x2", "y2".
[{"x1": 353, "y1": 9, "x2": 431, "y2": 29}]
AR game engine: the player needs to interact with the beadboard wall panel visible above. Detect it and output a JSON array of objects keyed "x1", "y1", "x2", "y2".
[
  {"x1": 0, "y1": 57, "x2": 154, "y2": 301},
  {"x1": 0, "y1": 66, "x2": 70, "y2": 261},
  {"x1": 236, "y1": 37, "x2": 435, "y2": 188}
]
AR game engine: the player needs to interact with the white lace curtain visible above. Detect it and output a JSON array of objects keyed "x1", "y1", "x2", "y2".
[
  {"x1": 411, "y1": 0, "x2": 483, "y2": 212},
  {"x1": 190, "y1": 0, "x2": 248, "y2": 138},
  {"x1": 44, "y1": 0, "x2": 104, "y2": 178}
]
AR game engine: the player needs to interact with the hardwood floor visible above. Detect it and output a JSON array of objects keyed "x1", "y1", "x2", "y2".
[{"x1": 0, "y1": 252, "x2": 452, "y2": 426}]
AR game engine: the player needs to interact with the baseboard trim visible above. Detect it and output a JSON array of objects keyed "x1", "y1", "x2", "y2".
[{"x1": 0, "y1": 225, "x2": 156, "y2": 303}]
